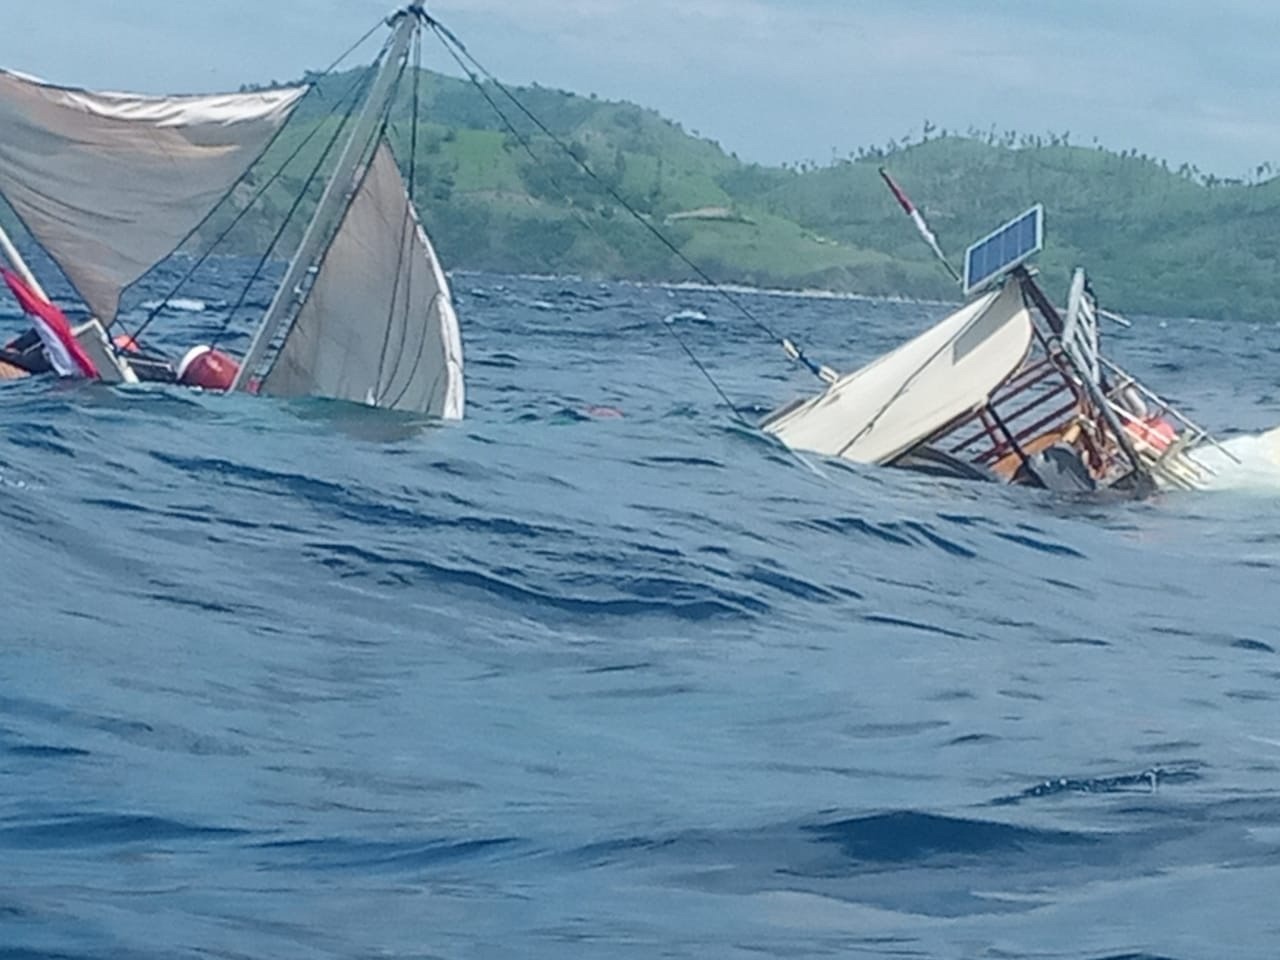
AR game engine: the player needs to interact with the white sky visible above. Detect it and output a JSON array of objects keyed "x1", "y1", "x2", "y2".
[{"x1": 4, "y1": 0, "x2": 1278, "y2": 178}]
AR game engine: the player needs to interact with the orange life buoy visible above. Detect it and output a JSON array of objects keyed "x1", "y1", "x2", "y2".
[{"x1": 1126, "y1": 415, "x2": 1176, "y2": 453}]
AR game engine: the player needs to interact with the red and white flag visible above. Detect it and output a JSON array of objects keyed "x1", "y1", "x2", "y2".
[
  {"x1": 2, "y1": 268, "x2": 98, "y2": 378},
  {"x1": 878, "y1": 167, "x2": 956, "y2": 278}
]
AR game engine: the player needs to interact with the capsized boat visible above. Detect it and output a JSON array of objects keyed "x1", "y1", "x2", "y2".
[
  {"x1": 761, "y1": 202, "x2": 1237, "y2": 493},
  {"x1": 0, "y1": 4, "x2": 463, "y2": 418}
]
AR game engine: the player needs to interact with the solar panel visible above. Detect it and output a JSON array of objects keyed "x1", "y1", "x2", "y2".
[{"x1": 963, "y1": 204, "x2": 1044, "y2": 295}]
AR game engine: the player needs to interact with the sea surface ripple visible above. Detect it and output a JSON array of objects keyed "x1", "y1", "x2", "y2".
[{"x1": 2, "y1": 262, "x2": 1280, "y2": 959}]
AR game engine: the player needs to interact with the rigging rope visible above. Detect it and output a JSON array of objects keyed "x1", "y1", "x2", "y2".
[
  {"x1": 374, "y1": 28, "x2": 420, "y2": 403},
  {"x1": 422, "y1": 16, "x2": 833, "y2": 389},
  {"x1": 243, "y1": 27, "x2": 417, "y2": 389},
  {"x1": 207, "y1": 51, "x2": 385, "y2": 353},
  {"x1": 115, "y1": 16, "x2": 391, "y2": 349},
  {"x1": 414, "y1": 21, "x2": 633, "y2": 273},
  {"x1": 662, "y1": 318, "x2": 753, "y2": 425},
  {"x1": 409, "y1": 26, "x2": 751, "y2": 422},
  {"x1": 124, "y1": 66, "x2": 378, "y2": 348}
]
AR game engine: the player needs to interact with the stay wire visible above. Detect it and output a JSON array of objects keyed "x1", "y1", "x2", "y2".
[
  {"x1": 373, "y1": 30, "x2": 419, "y2": 400},
  {"x1": 209, "y1": 49, "x2": 385, "y2": 351},
  {"x1": 306, "y1": 17, "x2": 390, "y2": 102},
  {"x1": 424, "y1": 19, "x2": 832, "y2": 384},
  {"x1": 665, "y1": 322, "x2": 752, "y2": 425},
  {"x1": 423, "y1": 31, "x2": 749, "y2": 422},
  {"x1": 386, "y1": 31, "x2": 453, "y2": 410},
  {"x1": 117, "y1": 15, "x2": 390, "y2": 348},
  {"x1": 419, "y1": 30, "x2": 618, "y2": 254},
  {"x1": 125, "y1": 65, "x2": 377, "y2": 347},
  {"x1": 259, "y1": 34, "x2": 411, "y2": 391}
]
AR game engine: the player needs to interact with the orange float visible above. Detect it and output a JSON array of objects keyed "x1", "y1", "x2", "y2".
[{"x1": 176, "y1": 345, "x2": 240, "y2": 391}]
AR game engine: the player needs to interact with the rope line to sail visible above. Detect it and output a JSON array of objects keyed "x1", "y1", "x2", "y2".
[
  {"x1": 123, "y1": 64, "x2": 380, "y2": 348},
  {"x1": 115, "y1": 17, "x2": 392, "y2": 348},
  {"x1": 374, "y1": 29, "x2": 423, "y2": 401},
  {"x1": 423, "y1": 19, "x2": 832, "y2": 386},
  {"x1": 422, "y1": 23, "x2": 750, "y2": 422},
  {"x1": 239, "y1": 28, "x2": 418, "y2": 385},
  {"x1": 416, "y1": 26, "x2": 621, "y2": 262},
  {"x1": 207, "y1": 63, "x2": 382, "y2": 352},
  {"x1": 381, "y1": 32, "x2": 449, "y2": 411},
  {"x1": 664, "y1": 322, "x2": 753, "y2": 425},
  {"x1": 307, "y1": 18, "x2": 392, "y2": 101}
]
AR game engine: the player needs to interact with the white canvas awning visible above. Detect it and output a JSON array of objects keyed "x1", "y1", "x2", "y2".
[{"x1": 762, "y1": 281, "x2": 1033, "y2": 464}]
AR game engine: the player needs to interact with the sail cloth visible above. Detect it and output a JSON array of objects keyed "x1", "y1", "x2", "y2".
[
  {"x1": 761, "y1": 281, "x2": 1033, "y2": 464},
  {"x1": 260, "y1": 141, "x2": 464, "y2": 418},
  {"x1": 0, "y1": 69, "x2": 304, "y2": 323}
]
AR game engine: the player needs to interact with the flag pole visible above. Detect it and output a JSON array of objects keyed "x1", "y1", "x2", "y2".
[
  {"x1": 878, "y1": 167, "x2": 960, "y2": 283},
  {"x1": 0, "y1": 222, "x2": 48, "y2": 302},
  {"x1": 877, "y1": 167, "x2": 1132, "y2": 328}
]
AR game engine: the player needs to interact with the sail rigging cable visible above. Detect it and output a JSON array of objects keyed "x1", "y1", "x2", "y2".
[
  {"x1": 0, "y1": 71, "x2": 306, "y2": 324},
  {"x1": 232, "y1": 8, "x2": 422, "y2": 392},
  {"x1": 416, "y1": 25, "x2": 617, "y2": 258},
  {"x1": 208, "y1": 59, "x2": 383, "y2": 353},
  {"x1": 419, "y1": 27, "x2": 746, "y2": 420},
  {"x1": 423, "y1": 16, "x2": 832, "y2": 386},
  {"x1": 373, "y1": 31, "x2": 423, "y2": 399},
  {"x1": 254, "y1": 35, "x2": 412, "y2": 368},
  {"x1": 121, "y1": 17, "x2": 392, "y2": 346}
]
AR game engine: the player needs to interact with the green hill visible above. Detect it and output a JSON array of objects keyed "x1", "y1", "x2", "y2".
[
  {"x1": 215, "y1": 69, "x2": 1280, "y2": 320},
  {"x1": 740, "y1": 135, "x2": 1280, "y2": 320},
  {"x1": 6, "y1": 66, "x2": 1280, "y2": 321}
]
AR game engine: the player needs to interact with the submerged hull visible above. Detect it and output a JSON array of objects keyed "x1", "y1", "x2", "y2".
[
  {"x1": 761, "y1": 282, "x2": 1032, "y2": 465},
  {"x1": 762, "y1": 269, "x2": 1231, "y2": 495}
]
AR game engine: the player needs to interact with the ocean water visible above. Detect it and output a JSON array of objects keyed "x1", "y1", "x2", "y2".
[{"x1": 2, "y1": 263, "x2": 1280, "y2": 959}]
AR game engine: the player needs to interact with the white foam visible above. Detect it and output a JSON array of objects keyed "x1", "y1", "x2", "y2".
[
  {"x1": 1195, "y1": 425, "x2": 1280, "y2": 491},
  {"x1": 663, "y1": 309, "x2": 708, "y2": 323},
  {"x1": 139, "y1": 297, "x2": 209, "y2": 313}
]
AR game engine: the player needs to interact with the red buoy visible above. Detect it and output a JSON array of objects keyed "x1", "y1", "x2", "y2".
[
  {"x1": 177, "y1": 345, "x2": 240, "y2": 391},
  {"x1": 1126, "y1": 415, "x2": 1177, "y2": 453}
]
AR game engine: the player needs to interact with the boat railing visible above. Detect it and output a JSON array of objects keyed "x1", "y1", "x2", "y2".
[
  {"x1": 1095, "y1": 356, "x2": 1239, "y2": 489},
  {"x1": 937, "y1": 352, "x2": 1118, "y2": 478},
  {"x1": 1098, "y1": 356, "x2": 1238, "y2": 458}
]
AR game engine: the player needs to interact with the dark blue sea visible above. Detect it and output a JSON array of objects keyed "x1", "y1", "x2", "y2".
[{"x1": 3, "y1": 260, "x2": 1280, "y2": 959}]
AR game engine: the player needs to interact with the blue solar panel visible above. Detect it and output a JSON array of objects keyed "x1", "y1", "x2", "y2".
[{"x1": 963, "y1": 204, "x2": 1044, "y2": 295}]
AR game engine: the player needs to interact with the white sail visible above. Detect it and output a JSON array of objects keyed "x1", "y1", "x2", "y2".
[
  {"x1": 0, "y1": 68, "x2": 303, "y2": 322},
  {"x1": 259, "y1": 141, "x2": 464, "y2": 418},
  {"x1": 762, "y1": 281, "x2": 1032, "y2": 464}
]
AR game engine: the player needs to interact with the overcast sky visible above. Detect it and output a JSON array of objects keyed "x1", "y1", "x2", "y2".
[{"x1": 5, "y1": 1, "x2": 1278, "y2": 177}]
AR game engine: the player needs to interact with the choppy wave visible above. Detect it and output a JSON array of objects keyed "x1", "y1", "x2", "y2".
[
  {"x1": 139, "y1": 296, "x2": 218, "y2": 313},
  {"x1": 1, "y1": 270, "x2": 1279, "y2": 958}
]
